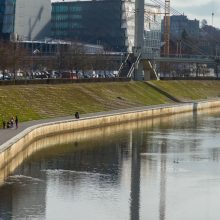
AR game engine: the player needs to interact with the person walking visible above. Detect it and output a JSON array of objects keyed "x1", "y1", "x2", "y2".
[
  {"x1": 10, "y1": 117, "x2": 14, "y2": 128},
  {"x1": 2, "y1": 120, "x2": 6, "y2": 129},
  {"x1": 7, "y1": 121, "x2": 10, "y2": 129},
  {"x1": 15, "y1": 115, "x2": 18, "y2": 129},
  {"x1": 75, "y1": 112, "x2": 80, "y2": 119}
]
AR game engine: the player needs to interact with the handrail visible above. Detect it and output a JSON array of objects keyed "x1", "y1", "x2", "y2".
[
  {"x1": 127, "y1": 64, "x2": 135, "y2": 78},
  {"x1": 127, "y1": 53, "x2": 141, "y2": 78},
  {"x1": 118, "y1": 53, "x2": 130, "y2": 76}
]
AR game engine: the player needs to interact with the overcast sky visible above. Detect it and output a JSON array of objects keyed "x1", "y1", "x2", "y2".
[
  {"x1": 172, "y1": 0, "x2": 220, "y2": 28},
  {"x1": 51, "y1": 0, "x2": 220, "y2": 28}
]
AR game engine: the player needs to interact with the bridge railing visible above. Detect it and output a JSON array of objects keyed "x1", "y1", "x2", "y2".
[
  {"x1": 159, "y1": 53, "x2": 216, "y2": 60},
  {"x1": 118, "y1": 53, "x2": 130, "y2": 76},
  {"x1": 127, "y1": 53, "x2": 141, "y2": 78}
]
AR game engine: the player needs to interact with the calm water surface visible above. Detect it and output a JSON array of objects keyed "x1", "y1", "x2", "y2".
[{"x1": 1, "y1": 112, "x2": 220, "y2": 220}]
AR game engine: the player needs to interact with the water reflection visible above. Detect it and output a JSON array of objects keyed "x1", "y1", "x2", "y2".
[
  {"x1": 0, "y1": 112, "x2": 195, "y2": 185},
  {"x1": 159, "y1": 140, "x2": 167, "y2": 220},
  {"x1": 1, "y1": 110, "x2": 220, "y2": 219},
  {"x1": 130, "y1": 129, "x2": 141, "y2": 220}
]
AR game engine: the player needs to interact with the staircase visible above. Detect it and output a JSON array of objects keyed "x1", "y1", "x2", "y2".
[
  {"x1": 118, "y1": 53, "x2": 159, "y2": 80},
  {"x1": 118, "y1": 53, "x2": 137, "y2": 78}
]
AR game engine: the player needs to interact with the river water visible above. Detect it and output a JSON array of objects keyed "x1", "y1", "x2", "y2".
[{"x1": 0, "y1": 111, "x2": 220, "y2": 220}]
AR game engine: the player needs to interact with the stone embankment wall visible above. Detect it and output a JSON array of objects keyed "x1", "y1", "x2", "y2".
[{"x1": 0, "y1": 99, "x2": 220, "y2": 183}]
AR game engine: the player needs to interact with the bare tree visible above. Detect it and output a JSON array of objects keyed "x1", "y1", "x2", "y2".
[
  {"x1": 0, "y1": 41, "x2": 12, "y2": 79},
  {"x1": 10, "y1": 42, "x2": 28, "y2": 79},
  {"x1": 0, "y1": 40, "x2": 28, "y2": 80}
]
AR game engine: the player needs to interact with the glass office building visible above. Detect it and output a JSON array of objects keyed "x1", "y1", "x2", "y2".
[
  {"x1": 162, "y1": 15, "x2": 200, "y2": 40},
  {"x1": 0, "y1": 0, "x2": 15, "y2": 39},
  {"x1": 52, "y1": 0, "x2": 125, "y2": 51},
  {"x1": 52, "y1": 0, "x2": 161, "y2": 54},
  {"x1": 0, "y1": 0, "x2": 51, "y2": 40},
  {"x1": 144, "y1": 4, "x2": 161, "y2": 58}
]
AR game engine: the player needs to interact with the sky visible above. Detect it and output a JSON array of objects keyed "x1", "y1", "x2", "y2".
[
  {"x1": 172, "y1": 0, "x2": 220, "y2": 28},
  {"x1": 51, "y1": 0, "x2": 220, "y2": 28}
]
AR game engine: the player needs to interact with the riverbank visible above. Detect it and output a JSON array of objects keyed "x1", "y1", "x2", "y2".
[
  {"x1": 1, "y1": 99, "x2": 220, "y2": 153},
  {"x1": 1, "y1": 80, "x2": 220, "y2": 147},
  {"x1": 1, "y1": 103, "x2": 219, "y2": 220},
  {"x1": 0, "y1": 80, "x2": 220, "y2": 160},
  {"x1": 0, "y1": 81, "x2": 171, "y2": 122},
  {"x1": 1, "y1": 80, "x2": 220, "y2": 123},
  {"x1": 0, "y1": 98, "x2": 220, "y2": 184},
  {"x1": 152, "y1": 80, "x2": 220, "y2": 101}
]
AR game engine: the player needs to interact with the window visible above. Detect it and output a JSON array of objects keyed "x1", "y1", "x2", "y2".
[{"x1": 70, "y1": 6, "x2": 82, "y2": 12}]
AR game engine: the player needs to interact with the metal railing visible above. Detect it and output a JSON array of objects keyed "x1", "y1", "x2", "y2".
[
  {"x1": 118, "y1": 53, "x2": 130, "y2": 76},
  {"x1": 127, "y1": 53, "x2": 141, "y2": 78}
]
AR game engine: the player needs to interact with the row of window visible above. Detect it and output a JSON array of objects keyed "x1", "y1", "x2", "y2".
[
  {"x1": 53, "y1": 22, "x2": 82, "y2": 29},
  {"x1": 145, "y1": 30, "x2": 161, "y2": 39},
  {"x1": 52, "y1": 14, "x2": 82, "y2": 21},
  {"x1": 144, "y1": 40, "x2": 161, "y2": 48},
  {"x1": 51, "y1": 31, "x2": 67, "y2": 37},
  {"x1": 51, "y1": 30, "x2": 82, "y2": 37},
  {"x1": 52, "y1": 5, "x2": 82, "y2": 13}
]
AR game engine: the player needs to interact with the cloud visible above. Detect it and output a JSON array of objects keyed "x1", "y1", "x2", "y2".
[
  {"x1": 173, "y1": 1, "x2": 220, "y2": 16},
  {"x1": 172, "y1": 0, "x2": 220, "y2": 27}
]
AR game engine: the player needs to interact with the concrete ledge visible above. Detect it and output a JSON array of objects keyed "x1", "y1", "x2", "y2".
[
  {"x1": 0, "y1": 99, "x2": 220, "y2": 183},
  {"x1": 0, "y1": 102, "x2": 194, "y2": 152}
]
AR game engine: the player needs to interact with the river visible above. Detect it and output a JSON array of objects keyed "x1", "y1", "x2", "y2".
[{"x1": 0, "y1": 110, "x2": 220, "y2": 220}]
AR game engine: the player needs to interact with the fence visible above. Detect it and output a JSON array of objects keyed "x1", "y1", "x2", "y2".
[{"x1": 0, "y1": 77, "x2": 131, "y2": 86}]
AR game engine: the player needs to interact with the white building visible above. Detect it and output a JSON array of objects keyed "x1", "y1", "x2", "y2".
[
  {"x1": 122, "y1": 0, "x2": 161, "y2": 57},
  {"x1": 1, "y1": 0, "x2": 51, "y2": 41}
]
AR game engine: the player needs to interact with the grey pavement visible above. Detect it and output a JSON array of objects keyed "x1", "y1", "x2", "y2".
[
  {"x1": 0, "y1": 103, "x2": 195, "y2": 147},
  {"x1": 0, "y1": 112, "x2": 102, "y2": 147}
]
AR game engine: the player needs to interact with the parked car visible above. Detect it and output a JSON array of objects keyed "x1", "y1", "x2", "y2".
[{"x1": 61, "y1": 71, "x2": 78, "y2": 79}]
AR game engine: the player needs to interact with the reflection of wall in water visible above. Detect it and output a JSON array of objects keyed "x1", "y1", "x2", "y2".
[
  {"x1": 0, "y1": 113, "x2": 193, "y2": 185},
  {"x1": 0, "y1": 184, "x2": 12, "y2": 220},
  {"x1": 18, "y1": 141, "x2": 122, "y2": 180},
  {"x1": 0, "y1": 175, "x2": 46, "y2": 220},
  {"x1": 0, "y1": 110, "x2": 220, "y2": 219},
  {"x1": 130, "y1": 129, "x2": 141, "y2": 220}
]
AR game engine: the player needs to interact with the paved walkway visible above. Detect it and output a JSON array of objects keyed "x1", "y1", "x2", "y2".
[
  {"x1": 0, "y1": 102, "x2": 200, "y2": 148},
  {"x1": 0, "y1": 105, "x2": 172, "y2": 147},
  {"x1": 0, "y1": 111, "x2": 108, "y2": 147}
]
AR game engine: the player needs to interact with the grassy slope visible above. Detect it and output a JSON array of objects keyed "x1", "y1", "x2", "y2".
[
  {"x1": 2, "y1": 80, "x2": 219, "y2": 123},
  {"x1": 153, "y1": 80, "x2": 220, "y2": 101},
  {"x1": 0, "y1": 81, "x2": 171, "y2": 122}
]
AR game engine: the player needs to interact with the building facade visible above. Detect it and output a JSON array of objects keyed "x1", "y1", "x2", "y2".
[
  {"x1": 51, "y1": 0, "x2": 161, "y2": 55},
  {"x1": 17, "y1": 40, "x2": 104, "y2": 56},
  {"x1": 122, "y1": 0, "x2": 161, "y2": 57},
  {"x1": 0, "y1": 0, "x2": 51, "y2": 41},
  {"x1": 52, "y1": 0, "x2": 124, "y2": 51},
  {"x1": 162, "y1": 15, "x2": 199, "y2": 40}
]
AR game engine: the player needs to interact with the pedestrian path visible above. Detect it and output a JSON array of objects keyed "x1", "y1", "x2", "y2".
[
  {"x1": 0, "y1": 103, "x2": 186, "y2": 148},
  {"x1": 0, "y1": 109, "x2": 132, "y2": 147},
  {"x1": 0, "y1": 111, "x2": 110, "y2": 147}
]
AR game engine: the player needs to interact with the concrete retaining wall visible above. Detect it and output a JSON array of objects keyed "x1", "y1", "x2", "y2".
[{"x1": 0, "y1": 99, "x2": 220, "y2": 183}]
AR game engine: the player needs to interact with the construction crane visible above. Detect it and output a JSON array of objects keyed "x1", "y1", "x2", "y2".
[{"x1": 146, "y1": 0, "x2": 171, "y2": 56}]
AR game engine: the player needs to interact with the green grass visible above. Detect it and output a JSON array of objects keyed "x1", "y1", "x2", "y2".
[
  {"x1": 152, "y1": 80, "x2": 220, "y2": 101},
  {"x1": 0, "y1": 81, "x2": 171, "y2": 122},
  {"x1": 2, "y1": 80, "x2": 219, "y2": 124}
]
